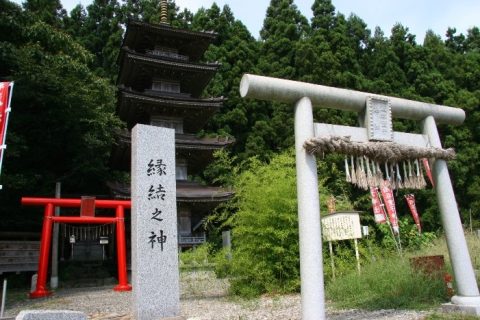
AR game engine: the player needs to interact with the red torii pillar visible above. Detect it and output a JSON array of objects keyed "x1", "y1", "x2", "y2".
[{"x1": 21, "y1": 197, "x2": 132, "y2": 298}]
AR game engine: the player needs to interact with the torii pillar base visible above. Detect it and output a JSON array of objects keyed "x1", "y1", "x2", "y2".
[
  {"x1": 29, "y1": 289, "x2": 53, "y2": 299},
  {"x1": 442, "y1": 296, "x2": 480, "y2": 316}
]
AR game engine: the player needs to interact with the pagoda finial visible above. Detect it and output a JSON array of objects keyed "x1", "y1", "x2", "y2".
[{"x1": 160, "y1": 0, "x2": 168, "y2": 24}]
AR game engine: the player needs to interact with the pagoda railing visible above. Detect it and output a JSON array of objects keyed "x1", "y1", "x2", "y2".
[
  {"x1": 144, "y1": 89, "x2": 192, "y2": 98},
  {"x1": 146, "y1": 49, "x2": 189, "y2": 61},
  {"x1": 179, "y1": 233, "x2": 206, "y2": 245}
]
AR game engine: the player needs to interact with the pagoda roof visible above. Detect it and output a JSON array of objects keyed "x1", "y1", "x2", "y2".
[
  {"x1": 123, "y1": 20, "x2": 217, "y2": 62},
  {"x1": 110, "y1": 130, "x2": 234, "y2": 172},
  {"x1": 107, "y1": 180, "x2": 234, "y2": 203},
  {"x1": 117, "y1": 49, "x2": 220, "y2": 97},
  {"x1": 117, "y1": 88, "x2": 223, "y2": 131}
]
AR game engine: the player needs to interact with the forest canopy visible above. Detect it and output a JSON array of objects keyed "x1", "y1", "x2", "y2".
[{"x1": 0, "y1": 0, "x2": 479, "y2": 232}]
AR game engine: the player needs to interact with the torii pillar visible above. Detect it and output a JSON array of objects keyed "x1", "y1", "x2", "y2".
[{"x1": 240, "y1": 74, "x2": 480, "y2": 319}]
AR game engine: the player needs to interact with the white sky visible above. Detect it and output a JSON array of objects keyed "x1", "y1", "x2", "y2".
[
  {"x1": 13, "y1": 0, "x2": 480, "y2": 41},
  {"x1": 175, "y1": 0, "x2": 480, "y2": 40}
]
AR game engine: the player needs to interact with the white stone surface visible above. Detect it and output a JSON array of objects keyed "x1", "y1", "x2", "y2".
[
  {"x1": 294, "y1": 97, "x2": 325, "y2": 320},
  {"x1": 15, "y1": 310, "x2": 87, "y2": 320},
  {"x1": 313, "y1": 123, "x2": 429, "y2": 148},
  {"x1": 131, "y1": 124, "x2": 179, "y2": 320},
  {"x1": 442, "y1": 303, "x2": 480, "y2": 316},
  {"x1": 423, "y1": 116, "x2": 480, "y2": 302}
]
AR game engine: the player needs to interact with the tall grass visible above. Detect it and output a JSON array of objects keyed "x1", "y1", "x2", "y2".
[
  {"x1": 326, "y1": 254, "x2": 447, "y2": 310},
  {"x1": 326, "y1": 232, "x2": 480, "y2": 310},
  {"x1": 179, "y1": 244, "x2": 213, "y2": 270},
  {"x1": 415, "y1": 232, "x2": 480, "y2": 282}
]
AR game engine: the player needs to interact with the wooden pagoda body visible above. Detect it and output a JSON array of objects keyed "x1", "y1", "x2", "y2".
[{"x1": 112, "y1": 20, "x2": 233, "y2": 249}]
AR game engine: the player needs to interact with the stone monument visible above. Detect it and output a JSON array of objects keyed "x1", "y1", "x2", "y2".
[{"x1": 131, "y1": 124, "x2": 180, "y2": 320}]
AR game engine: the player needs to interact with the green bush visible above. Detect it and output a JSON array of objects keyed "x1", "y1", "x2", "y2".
[
  {"x1": 213, "y1": 149, "x2": 440, "y2": 298},
  {"x1": 179, "y1": 244, "x2": 212, "y2": 270},
  {"x1": 377, "y1": 218, "x2": 437, "y2": 251},
  {"x1": 213, "y1": 247, "x2": 233, "y2": 278},
  {"x1": 326, "y1": 254, "x2": 447, "y2": 310},
  {"x1": 224, "y1": 151, "x2": 352, "y2": 297},
  {"x1": 228, "y1": 152, "x2": 300, "y2": 297}
]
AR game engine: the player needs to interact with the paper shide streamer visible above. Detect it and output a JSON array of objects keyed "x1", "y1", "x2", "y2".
[{"x1": 304, "y1": 136, "x2": 449, "y2": 190}]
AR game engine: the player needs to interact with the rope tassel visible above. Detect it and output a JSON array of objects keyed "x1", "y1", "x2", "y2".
[
  {"x1": 345, "y1": 156, "x2": 351, "y2": 183},
  {"x1": 350, "y1": 156, "x2": 357, "y2": 185},
  {"x1": 309, "y1": 136, "x2": 440, "y2": 190}
]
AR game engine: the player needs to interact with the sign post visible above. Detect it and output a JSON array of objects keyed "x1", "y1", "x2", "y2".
[{"x1": 322, "y1": 212, "x2": 363, "y2": 275}]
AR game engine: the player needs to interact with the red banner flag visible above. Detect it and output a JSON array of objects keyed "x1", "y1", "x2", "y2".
[
  {"x1": 0, "y1": 81, "x2": 13, "y2": 178},
  {"x1": 0, "y1": 82, "x2": 10, "y2": 141},
  {"x1": 421, "y1": 158, "x2": 434, "y2": 187},
  {"x1": 380, "y1": 181, "x2": 399, "y2": 234},
  {"x1": 405, "y1": 194, "x2": 421, "y2": 233},
  {"x1": 370, "y1": 187, "x2": 386, "y2": 224}
]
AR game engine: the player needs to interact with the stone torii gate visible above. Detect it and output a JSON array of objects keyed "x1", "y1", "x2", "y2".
[{"x1": 239, "y1": 74, "x2": 480, "y2": 319}]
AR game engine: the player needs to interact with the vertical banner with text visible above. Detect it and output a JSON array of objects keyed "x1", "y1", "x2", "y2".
[
  {"x1": 422, "y1": 158, "x2": 434, "y2": 187},
  {"x1": 380, "y1": 181, "x2": 399, "y2": 234},
  {"x1": 405, "y1": 194, "x2": 422, "y2": 233},
  {"x1": 370, "y1": 187, "x2": 386, "y2": 224},
  {"x1": 0, "y1": 81, "x2": 13, "y2": 178},
  {"x1": 131, "y1": 124, "x2": 179, "y2": 320}
]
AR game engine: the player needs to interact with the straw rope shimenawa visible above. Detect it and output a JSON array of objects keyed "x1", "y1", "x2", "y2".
[{"x1": 304, "y1": 135, "x2": 456, "y2": 163}]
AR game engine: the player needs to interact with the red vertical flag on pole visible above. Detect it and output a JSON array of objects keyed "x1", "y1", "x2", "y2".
[
  {"x1": 380, "y1": 181, "x2": 399, "y2": 234},
  {"x1": 405, "y1": 194, "x2": 422, "y2": 233},
  {"x1": 370, "y1": 186, "x2": 386, "y2": 224},
  {"x1": 0, "y1": 81, "x2": 14, "y2": 181},
  {"x1": 421, "y1": 158, "x2": 434, "y2": 187}
]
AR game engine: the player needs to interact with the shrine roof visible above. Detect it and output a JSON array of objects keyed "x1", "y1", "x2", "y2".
[
  {"x1": 117, "y1": 88, "x2": 223, "y2": 131},
  {"x1": 107, "y1": 180, "x2": 234, "y2": 203},
  {"x1": 123, "y1": 20, "x2": 217, "y2": 62},
  {"x1": 110, "y1": 130, "x2": 234, "y2": 172},
  {"x1": 117, "y1": 49, "x2": 219, "y2": 97}
]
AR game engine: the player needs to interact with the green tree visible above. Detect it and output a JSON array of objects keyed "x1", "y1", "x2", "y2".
[
  {"x1": 191, "y1": 4, "x2": 266, "y2": 160},
  {"x1": 259, "y1": 0, "x2": 308, "y2": 79},
  {"x1": 0, "y1": 0, "x2": 121, "y2": 230},
  {"x1": 244, "y1": 0, "x2": 310, "y2": 158},
  {"x1": 63, "y1": 0, "x2": 123, "y2": 80},
  {"x1": 222, "y1": 151, "x2": 352, "y2": 296},
  {"x1": 23, "y1": 0, "x2": 66, "y2": 27}
]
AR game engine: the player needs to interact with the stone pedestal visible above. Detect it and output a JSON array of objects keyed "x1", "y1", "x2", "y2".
[{"x1": 15, "y1": 310, "x2": 87, "y2": 320}]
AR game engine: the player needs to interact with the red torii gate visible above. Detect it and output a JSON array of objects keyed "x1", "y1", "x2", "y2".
[{"x1": 22, "y1": 197, "x2": 132, "y2": 298}]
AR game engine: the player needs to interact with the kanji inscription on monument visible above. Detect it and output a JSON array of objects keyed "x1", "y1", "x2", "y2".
[
  {"x1": 131, "y1": 124, "x2": 179, "y2": 320},
  {"x1": 366, "y1": 97, "x2": 393, "y2": 141}
]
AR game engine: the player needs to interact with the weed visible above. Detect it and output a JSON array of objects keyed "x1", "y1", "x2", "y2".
[{"x1": 326, "y1": 254, "x2": 447, "y2": 310}]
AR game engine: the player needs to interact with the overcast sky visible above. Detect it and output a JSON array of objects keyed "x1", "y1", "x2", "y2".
[
  {"x1": 175, "y1": 0, "x2": 480, "y2": 40},
  {"x1": 14, "y1": 0, "x2": 480, "y2": 41}
]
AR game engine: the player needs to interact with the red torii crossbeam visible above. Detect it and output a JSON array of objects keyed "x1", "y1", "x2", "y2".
[{"x1": 22, "y1": 197, "x2": 132, "y2": 298}]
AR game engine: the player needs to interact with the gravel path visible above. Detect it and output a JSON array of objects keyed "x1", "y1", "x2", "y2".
[{"x1": 4, "y1": 271, "x2": 431, "y2": 320}]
